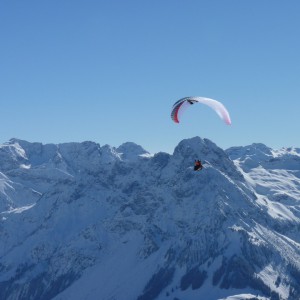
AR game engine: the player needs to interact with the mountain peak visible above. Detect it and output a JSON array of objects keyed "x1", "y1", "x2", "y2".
[
  {"x1": 172, "y1": 136, "x2": 241, "y2": 179},
  {"x1": 173, "y1": 136, "x2": 209, "y2": 157},
  {"x1": 116, "y1": 142, "x2": 150, "y2": 161},
  {"x1": 226, "y1": 142, "x2": 272, "y2": 163}
]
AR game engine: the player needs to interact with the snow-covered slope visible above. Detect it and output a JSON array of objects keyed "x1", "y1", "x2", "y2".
[
  {"x1": 226, "y1": 144, "x2": 300, "y2": 227},
  {"x1": 0, "y1": 138, "x2": 300, "y2": 300}
]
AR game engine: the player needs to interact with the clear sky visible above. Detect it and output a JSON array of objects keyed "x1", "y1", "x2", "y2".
[{"x1": 1, "y1": 1, "x2": 299, "y2": 153}]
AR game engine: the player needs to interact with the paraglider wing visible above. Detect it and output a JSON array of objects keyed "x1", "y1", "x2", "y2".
[
  {"x1": 171, "y1": 96, "x2": 231, "y2": 125},
  {"x1": 171, "y1": 98, "x2": 194, "y2": 123}
]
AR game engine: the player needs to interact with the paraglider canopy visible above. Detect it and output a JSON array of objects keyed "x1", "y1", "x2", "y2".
[{"x1": 171, "y1": 96, "x2": 231, "y2": 125}]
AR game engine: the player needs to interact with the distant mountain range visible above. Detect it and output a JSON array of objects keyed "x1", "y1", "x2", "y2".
[{"x1": 0, "y1": 137, "x2": 300, "y2": 300}]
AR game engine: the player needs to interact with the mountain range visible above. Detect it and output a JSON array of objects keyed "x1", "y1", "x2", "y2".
[{"x1": 0, "y1": 137, "x2": 300, "y2": 300}]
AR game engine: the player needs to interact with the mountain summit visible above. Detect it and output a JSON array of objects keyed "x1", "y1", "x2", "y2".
[{"x1": 0, "y1": 137, "x2": 300, "y2": 300}]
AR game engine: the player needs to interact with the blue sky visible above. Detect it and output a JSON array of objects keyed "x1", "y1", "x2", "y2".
[{"x1": 1, "y1": 1, "x2": 299, "y2": 153}]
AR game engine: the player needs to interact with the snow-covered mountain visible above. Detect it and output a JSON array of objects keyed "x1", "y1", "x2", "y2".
[{"x1": 0, "y1": 137, "x2": 300, "y2": 300}]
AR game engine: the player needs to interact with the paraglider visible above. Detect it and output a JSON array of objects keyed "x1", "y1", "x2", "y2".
[
  {"x1": 171, "y1": 96, "x2": 231, "y2": 125},
  {"x1": 171, "y1": 96, "x2": 231, "y2": 173},
  {"x1": 194, "y1": 160, "x2": 203, "y2": 171}
]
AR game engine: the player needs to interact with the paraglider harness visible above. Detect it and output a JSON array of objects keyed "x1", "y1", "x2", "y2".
[{"x1": 194, "y1": 160, "x2": 203, "y2": 171}]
